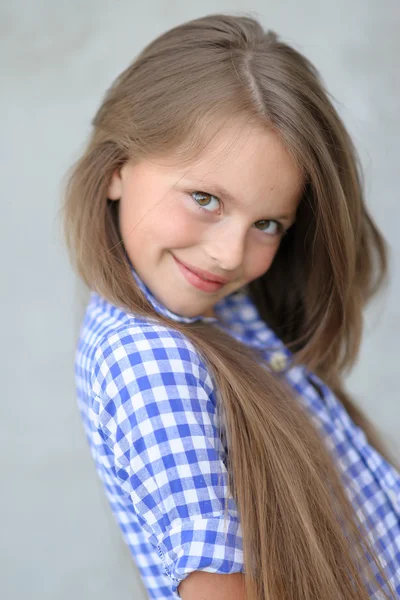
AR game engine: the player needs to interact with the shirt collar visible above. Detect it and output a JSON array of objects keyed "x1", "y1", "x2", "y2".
[
  {"x1": 129, "y1": 263, "x2": 220, "y2": 324},
  {"x1": 128, "y1": 262, "x2": 293, "y2": 367}
]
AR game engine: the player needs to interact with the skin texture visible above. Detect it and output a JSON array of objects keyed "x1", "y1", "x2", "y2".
[
  {"x1": 108, "y1": 122, "x2": 303, "y2": 319},
  {"x1": 177, "y1": 571, "x2": 246, "y2": 599}
]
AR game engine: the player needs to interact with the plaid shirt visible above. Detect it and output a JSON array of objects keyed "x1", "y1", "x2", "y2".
[{"x1": 75, "y1": 265, "x2": 400, "y2": 599}]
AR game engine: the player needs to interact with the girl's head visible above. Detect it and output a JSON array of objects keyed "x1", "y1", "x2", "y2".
[
  {"x1": 107, "y1": 122, "x2": 303, "y2": 319},
  {"x1": 63, "y1": 13, "x2": 393, "y2": 600}
]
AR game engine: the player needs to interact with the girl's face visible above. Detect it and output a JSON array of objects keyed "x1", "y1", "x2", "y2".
[{"x1": 108, "y1": 122, "x2": 304, "y2": 318}]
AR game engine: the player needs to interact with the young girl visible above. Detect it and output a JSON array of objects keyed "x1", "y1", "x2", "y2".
[{"x1": 62, "y1": 13, "x2": 400, "y2": 600}]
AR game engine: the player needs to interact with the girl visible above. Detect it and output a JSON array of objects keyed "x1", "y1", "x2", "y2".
[{"x1": 62, "y1": 13, "x2": 400, "y2": 600}]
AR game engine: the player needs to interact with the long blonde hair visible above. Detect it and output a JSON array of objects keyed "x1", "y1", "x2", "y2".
[{"x1": 62, "y1": 13, "x2": 397, "y2": 599}]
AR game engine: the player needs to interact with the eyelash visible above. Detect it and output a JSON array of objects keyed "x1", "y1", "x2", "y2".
[{"x1": 190, "y1": 191, "x2": 287, "y2": 237}]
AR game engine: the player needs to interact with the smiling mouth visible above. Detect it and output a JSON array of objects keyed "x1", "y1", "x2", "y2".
[
  {"x1": 172, "y1": 254, "x2": 228, "y2": 293},
  {"x1": 172, "y1": 255, "x2": 230, "y2": 284}
]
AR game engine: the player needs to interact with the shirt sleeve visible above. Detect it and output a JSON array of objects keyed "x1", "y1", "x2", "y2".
[{"x1": 91, "y1": 321, "x2": 244, "y2": 594}]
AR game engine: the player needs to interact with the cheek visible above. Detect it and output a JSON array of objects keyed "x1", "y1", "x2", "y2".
[
  {"x1": 244, "y1": 244, "x2": 279, "y2": 281},
  {"x1": 155, "y1": 198, "x2": 202, "y2": 247},
  {"x1": 120, "y1": 192, "x2": 201, "y2": 249}
]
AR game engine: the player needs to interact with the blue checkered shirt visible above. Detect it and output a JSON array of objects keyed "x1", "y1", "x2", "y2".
[{"x1": 75, "y1": 265, "x2": 400, "y2": 598}]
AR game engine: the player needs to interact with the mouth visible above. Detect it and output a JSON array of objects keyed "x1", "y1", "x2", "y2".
[{"x1": 172, "y1": 254, "x2": 228, "y2": 293}]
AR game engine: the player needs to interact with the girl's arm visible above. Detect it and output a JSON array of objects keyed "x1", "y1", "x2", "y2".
[
  {"x1": 178, "y1": 571, "x2": 245, "y2": 599},
  {"x1": 91, "y1": 322, "x2": 245, "y2": 597}
]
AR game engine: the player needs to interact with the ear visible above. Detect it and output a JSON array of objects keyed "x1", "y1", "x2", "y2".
[{"x1": 107, "y1": 167, "x2": 123, "y2": 200}]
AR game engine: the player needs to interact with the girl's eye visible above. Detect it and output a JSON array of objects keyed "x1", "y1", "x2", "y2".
[
  {"x1": 191, "y1": 191, "x2": 220, "y2": 212},
  {"x1": 254, "y1": 219, "x2": 286, "y2": 237},
  {"x1": 191, "y1": 191, "x2": 286, "y2": 237}
]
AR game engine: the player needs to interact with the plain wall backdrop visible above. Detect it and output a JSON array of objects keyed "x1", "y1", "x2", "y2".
[{"x1": 1, "y1": 1, "x2": 399, "y2": 598}]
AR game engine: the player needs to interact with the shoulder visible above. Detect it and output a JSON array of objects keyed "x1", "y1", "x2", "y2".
[
  {"x1": 92, "y1": 316, "x2": 214, "y2": 395},
  {"x1": 89, "y1": 308, "x2": 218, "y2": 437},
  {"x1": 81, "y1": 291, "x2": 213, "y2": 390}
]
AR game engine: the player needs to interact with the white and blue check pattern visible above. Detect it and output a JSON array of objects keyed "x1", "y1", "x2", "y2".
[{"x1": 75, "y1": 264, "x2": 400, "y2": 599}]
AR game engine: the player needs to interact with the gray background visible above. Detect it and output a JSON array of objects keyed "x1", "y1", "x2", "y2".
[{"x1": 1, "y1": 1, "x2": 399, "y2": 598}]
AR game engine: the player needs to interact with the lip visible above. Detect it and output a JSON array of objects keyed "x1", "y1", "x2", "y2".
[
  {"x1": 172, "y1": 255, "x2": 230, "y2": 284},
  {"x1": 172, "y1": 254, "x2": 229, "y2": 293}
]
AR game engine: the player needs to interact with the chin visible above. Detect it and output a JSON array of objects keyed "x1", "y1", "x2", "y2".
[
  {"x1": 173, "y1": 302, "x2": 208, "y2": 319},
  {"x1": 176, "y1": 306, "x2": 203, "y2": 318}
]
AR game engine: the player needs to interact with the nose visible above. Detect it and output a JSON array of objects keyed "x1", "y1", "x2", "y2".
[{"x1": 204, "y1": 222, "x2": 247, "y2": 272}]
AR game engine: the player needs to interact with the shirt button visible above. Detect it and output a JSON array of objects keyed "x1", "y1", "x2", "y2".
[{"x1": 269, "y1": 351, "x2": 288, "y2": 372}]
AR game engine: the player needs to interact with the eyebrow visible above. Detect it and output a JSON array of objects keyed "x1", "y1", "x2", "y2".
[{"x1": 195, "y1": 182, "x2": 297, "y2": 222}]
